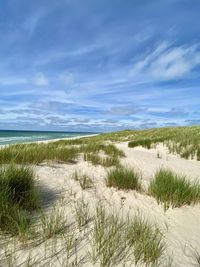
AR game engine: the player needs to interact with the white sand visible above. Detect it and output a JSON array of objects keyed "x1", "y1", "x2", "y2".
[{"x1": 1, "y1": 142, "x2": 200, "y2": 266}]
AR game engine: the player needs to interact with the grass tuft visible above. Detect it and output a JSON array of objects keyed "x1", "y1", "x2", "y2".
[
  {"x1": 127, "y1": 214, "x2": 165, "y2": 266},
  {"x1": 73, "y1": 172, "x2": 93, "y2": 190},
  {"x1": 0, "y1": 164, "x2": 39, "y2": 236},
  {"x1": 90, "y1": 205, "x2": 165, "y2": 266},
  {"x1": 128, "y1": 139, "x2": 152, "y2": 149},
  {"x1": 74, "y1": 198, "x2": 91, "y2": 229},
  {"x1": 84, "y1": 152, "x2": 120, "y2": 167},
  {"x1": 106, "y1": 166, "x2": 142, "y2": 191},
  {"x1": 40, "y1": 207, "x2": 66, "y2": 239},
  {"x1": 149, "y1": 168, "x2": 200, "y2": 208}
]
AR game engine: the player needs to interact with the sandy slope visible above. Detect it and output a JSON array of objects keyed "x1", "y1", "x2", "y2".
[
  {"x1": 2, "y1": 142, "x2": 200, "y2": 266},
  {"x1": 31, "y1": 142, "x2": 200, "y2": 266}
]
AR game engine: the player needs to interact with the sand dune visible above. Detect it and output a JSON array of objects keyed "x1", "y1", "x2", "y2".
[
  {"x1": 1, "y1": 138, "x2": 200, "y2": 266},
  {"x1": 26, "y1": 142, "x2": 200, "y2": 267}
]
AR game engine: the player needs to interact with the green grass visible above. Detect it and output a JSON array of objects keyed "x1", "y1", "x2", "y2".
[
  {"x1": 2, "y1": 125, "x2": 199, "y2": 165},
  {"x1": 106, "y1": 166, "x2": 142, "y2": 191},
  {"x1": 79, "y1": 143, "x2": 125, "y2": 157},
  {"x1": 72, "y1": 172, "x2": 93, "y2": 189},
  {"x1": 55, "y1": 125, "x2": 200, "y2": 162},
  {"x1": 0, "y1": 141, "x2": 124, "y2": 167},
  {"x1": 81, "y1": 143, "x2": 124, "y2": 167},
  {"x1": 40, "y1": 207, "x2": 66, "y2": 239},
  {"x1": 90, "y1": 208, "x2": 128, "y2": 266},
  {"x1": 0, "y1": 164, "x2": 39, "y2": 236},
  {"x1": 127, "y1": 214, "x2": 165, "y2": 266},
  {"x1": 126, "y1": 126, "x2": 200, "y2": 161},
  {"x1": 149, "y1": 168, "x2": 200, "y2": 208},
  {"x1": 84, "y1": 152, "x2": 120, "y2": 167},
  {"x1": 0, "y1": 143, "x2": 79, "y2": 164},
  {"x1": 90, "y1": 204, "x2": 165, "y2": 266},
  {"x1": 74, "y1": 198, "x2": 90, "y2": 229},
  {"x1": 128, "y1": 139, "x2": 152, "y2": 149}
]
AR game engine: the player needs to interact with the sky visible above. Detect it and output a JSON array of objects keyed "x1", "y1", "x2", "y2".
[{"x1": 0, "y1": 0, "x2": 200, "y2": 132}]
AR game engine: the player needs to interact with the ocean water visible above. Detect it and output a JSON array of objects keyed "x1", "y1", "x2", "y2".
[{"x1": 0, "y1": 130, "x2": 96, "y2": 145}]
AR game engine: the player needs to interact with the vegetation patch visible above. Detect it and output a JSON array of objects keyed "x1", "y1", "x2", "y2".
[
  {"x1": 128, "y1": 139, "x2": 152, "y2": 149},
  {"x1": 149, "y1": 168, "x2": 200, "y2": 208},
  {"x1": 0, "y1": 164, "x2": 39, "y2": 236},
  {"x1": 0, "y1": 143, "x2": 79, "y2": 164},
  {"x1": 83, "y1": 153, "x2": 120, "y2": 167},
  {"x1": 106, "y1": 166, "x2": 142, "y2": 191},
  {"x1": 0, "y1": 141, "x2": 124, "y2": 167},
  {"x1": 127, "y1": 214, "x2": 165, "y2": 266},
  {"x1": 126, "y1": 126, "x2": 200, "y2": 161},
  {"x1": 90, "y1": 205, "x2": 165, "y2": 266},
  {"x1": 73, "y1": 172, "x2": 93, "y2": 189}
]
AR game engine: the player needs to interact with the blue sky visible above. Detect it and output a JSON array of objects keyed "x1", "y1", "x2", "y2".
[{"x1": 0, "y1": 0, "x2": 200, "y2": 132}]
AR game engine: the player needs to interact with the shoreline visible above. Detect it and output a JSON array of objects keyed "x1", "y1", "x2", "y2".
[
  {"x1": 1, "y1": 126, "x2": 200, "y2": 266},
  {"x1": 34, "y1": 133, "x2": 99, "y2": 144},
  {"x1": 0, "y1": 133, "x2": 99, "y2": 148}
]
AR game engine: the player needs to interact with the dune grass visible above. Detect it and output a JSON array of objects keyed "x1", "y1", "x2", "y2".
[
  {"x1": 126, "y1": 126, "x2": 200, "y2": 161},
  {"x1": 58, "y1": 125, "x2": 200, "y2": 162},
  {"x1": 149, "y1": 168, "x2": 200, "y2": 208},
  {"x1": 79, "y1": 143, "x2": 125, "y2": 157},
  {"x1": 90, "y1": 207, "x2": 128, "y2": 266},
  {"x1": 0, "y1": 141, "x2": 124, "y2": 167},
  {"x1": 0, "y1": 164, "x2": 39, "y2": 236},
  {"x1": 0, "y1": 143, "x2": 79, "y2": 164},
  {"x1": 4, "y1": 126, "x2": 200, "y2": 165},
  {"x1": 106, "y1": 166, "x2": 142, "y2": 191},
  {"x1": 127, "y1": 214, "x2": 165, "y2": 266},
  {"x1": 81, "y1": 142, "x2": 124, "y2": 167},
  {"x1": 74, "y1": 198, "x2": 90, "y2": 229},
  {"x1": 40, "y1": 207, "x2": 66, "y2": 239},
  {"x1": 90, "y1": 204, "x2": 165, "y2": 266},
  {"x1": 73, "y1": 172, "x2": 93, "y2": 189},
  {"x1": 83, "y1": 152, "x2": 120, "y2": 167},
  {"x1": 128, "y1": 139, "x2": 152, "y2": 149}
]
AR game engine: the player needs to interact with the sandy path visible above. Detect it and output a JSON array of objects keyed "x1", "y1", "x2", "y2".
[{"x1": 117, "y1": 142, "x2": 200, "y2": 184}]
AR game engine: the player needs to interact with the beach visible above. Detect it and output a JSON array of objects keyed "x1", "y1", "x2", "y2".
[
  {"x1": 34, "y1": 142, "x2": 200, "y2": 266},
  {"x1": 0, "y1": 127, "x2": 200, "y2": 266}
]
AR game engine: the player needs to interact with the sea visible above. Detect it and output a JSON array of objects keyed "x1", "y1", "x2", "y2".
[{"x1": 0, "y1": 130, "x2": 97, "y2": 146}]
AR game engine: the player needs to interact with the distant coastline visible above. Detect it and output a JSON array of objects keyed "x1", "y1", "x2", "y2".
[{"x1": 0, "y1": 130, "x2": 99, "y2": 146}]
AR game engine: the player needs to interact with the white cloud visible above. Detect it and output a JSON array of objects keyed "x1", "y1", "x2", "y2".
[
  {"x1": 59, "y1": 71, "x2": 74, "y2": 84},
  {"x1": 33, "y1": 72, "x2": 49, "y2": 86},
  {"x1": 110, "y1": 106, "x2": 147, "y2": 116},
  {"x1": 73, "y1": 118, "x2": 90, "y2": 123},
  {"x1": 130, "y1": 42, "x2": 200, "y2": 80}
]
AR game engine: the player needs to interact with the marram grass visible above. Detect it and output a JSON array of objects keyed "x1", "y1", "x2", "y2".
[
  {"x1": 0, "y1": 164, "x2": 39, "y2": 236},
  {"x1": 126, "y1": 126, "x2": 200, "y2": 161},
  {"x1": 127, "y1": 214, "x2": 165, "y2": 266},
  {"x1": 149, "y1": 168, "x2": 200, "y2": 208},
  {"x1": 0, "y1": 141, "x2": 124, "y2": 167},
  {"x1": 106, "y1": 166, "x2": 142, "y2": 191},
  {"x1": 90, "y1": 204, "x2": 166, "y2": 266},
  {"x1": 0, "y1": 143, "x2": 79, "y2": 164}
]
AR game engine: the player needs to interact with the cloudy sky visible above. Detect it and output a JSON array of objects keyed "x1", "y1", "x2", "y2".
[{"x1": 0, "y1": 0, "x2": 200, "y2": 132}]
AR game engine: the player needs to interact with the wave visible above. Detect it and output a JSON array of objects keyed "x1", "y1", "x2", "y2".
[{"x1": 0, "y1": 132, "x2": 90, "y2": 145}]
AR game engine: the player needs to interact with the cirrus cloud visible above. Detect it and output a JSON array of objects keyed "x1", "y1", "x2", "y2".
[{"x1": 130, "y1": 42, "x2": 200, "y2": 80}]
